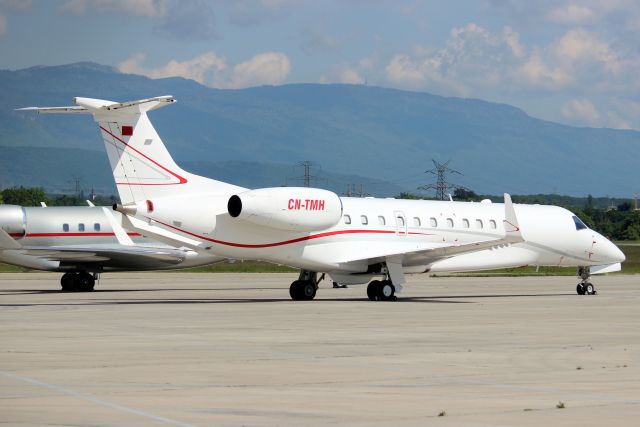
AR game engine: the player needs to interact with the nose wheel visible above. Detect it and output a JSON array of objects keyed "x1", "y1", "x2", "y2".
[{"x1": 576, "y1": 267, "x2": 596, "y2": 295}]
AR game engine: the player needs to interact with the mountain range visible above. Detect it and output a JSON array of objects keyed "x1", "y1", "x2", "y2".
[{"x1": 1, "y1": 62, "x2": 638, "y2": 197}]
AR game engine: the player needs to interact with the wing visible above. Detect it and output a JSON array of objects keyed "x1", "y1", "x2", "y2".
[
  {"x1": 337, "y1": 194, "x2": 524, "y2": 267},
  {"x1": 21, "y1": 245, "x2": 189, "y2": 269}
]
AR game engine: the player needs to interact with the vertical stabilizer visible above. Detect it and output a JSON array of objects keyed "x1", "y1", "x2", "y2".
[{"x1": 18, "y1": 96, "x2": 243, "y2": 204}]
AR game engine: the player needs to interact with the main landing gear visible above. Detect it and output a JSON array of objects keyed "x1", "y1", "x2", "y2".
[
  {"x1": 367, "y1": 280, "x2": 397, "y2": 301},
  {"x1": 289, "y1": 270, "x2": 324, "y2": 301},
  {"x1": 576, "y1": 266, "x2": 596, "y2": 295},
  {"x1": 60, "y1": 272, "x2": 97, "y2": 292}
]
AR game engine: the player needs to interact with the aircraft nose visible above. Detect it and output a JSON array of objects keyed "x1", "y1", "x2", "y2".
[{"x1": 602, "y1": 239, "x2": 626, "y2": 264}]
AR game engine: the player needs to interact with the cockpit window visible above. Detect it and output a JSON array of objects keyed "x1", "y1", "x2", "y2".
[{"x1": 573, "y1": 215, "x2": 588, "y2": 230}]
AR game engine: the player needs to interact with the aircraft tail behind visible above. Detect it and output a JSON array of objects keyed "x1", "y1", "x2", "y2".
[{"x1": 18, "y1": 96, "x2": 241, "y2": 205}]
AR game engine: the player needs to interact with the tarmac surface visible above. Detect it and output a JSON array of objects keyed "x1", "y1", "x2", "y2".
[{"x1": 1, "y1": 272, "x2": 639, "y2": 426}]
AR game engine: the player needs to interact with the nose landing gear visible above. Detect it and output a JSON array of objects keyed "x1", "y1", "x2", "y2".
[{"x1": 576, "y1": 267, "x2": 596, "y2": 295}]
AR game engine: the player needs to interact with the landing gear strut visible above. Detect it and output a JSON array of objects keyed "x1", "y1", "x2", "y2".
[
  {"x1": 60, "y1": 272, "x2": 97, "y2": 292},
  {"x1": 576, "y1": 267, "x2": 596, "y2": 295},
  {"x1": 289, "y1": 270, "x2": 323, "y2": 300}
]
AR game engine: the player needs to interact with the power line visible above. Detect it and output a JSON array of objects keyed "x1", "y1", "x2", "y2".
[
  {"x1": 344, "y1": 184, "x2": 370, "y2": 197},
  {"x1": 291, "y1": 161, "x2": 323, "y2": 187},
  {"x1": 417, "y1": 159, "x2": 468, "y2": 200}
]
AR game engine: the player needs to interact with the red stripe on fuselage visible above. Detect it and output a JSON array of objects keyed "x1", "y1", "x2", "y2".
[
  {"x1": 18, "y1": 232, "x2": 142, "y2": 238},
  {"x1": 148, "y1": 217, "x2": 433, "y2": 249},
  {"x1": 100, "y1": 125, "x2": 188, "y2": 186}
]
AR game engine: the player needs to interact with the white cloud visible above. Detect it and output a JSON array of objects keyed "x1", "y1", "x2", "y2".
[
  {"x1": 384, "y1": 23, "x2": 525, "y2": 95},
  {"x1": 118, "y1": 51, "x2": 291, "y2": 88},
  {"x1": 228, "y1": 52, "x2": 291, "y2": 88},
  {"x1": 0, "y1": 14, "x2": 5, "y2": 35},
  {"x1": 547, "y1": 4, "x2": 595, "y2": 25},
  {"x1": 561, "y1": 98, "x2": 601, "y2": 125},
  {"x1": 552, "y1": 28, "x2": 619, "y2": 71},
  {"x1": 338, "y1": 68, "x2": 365, "y2": 85},
  {"x1": 119, "y1": 52, "x2": 227, "y2": 85},
  {"x1": 514, "y1": 51, "x2": 572, "y2": 89},
  {"x1": 61, "y1": 0, "x2": 166, "y2": 17}
]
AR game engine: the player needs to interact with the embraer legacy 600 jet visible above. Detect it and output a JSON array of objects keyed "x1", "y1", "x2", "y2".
[
  {"x1": 0, "y1": 204, "x2": 222, "y2": 291},
  {"x1": 19, "y1": 96, "x2": 625, "y2": 300}
]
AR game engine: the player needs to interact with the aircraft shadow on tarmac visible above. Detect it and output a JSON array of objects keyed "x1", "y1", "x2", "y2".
[{"x1": 0, "y1": 288, "x2": 576, "y2": 306}]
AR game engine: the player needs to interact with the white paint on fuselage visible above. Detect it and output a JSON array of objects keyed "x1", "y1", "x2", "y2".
[{"x1": 144, "y1": 195, "x2": 623, "y2": 275}]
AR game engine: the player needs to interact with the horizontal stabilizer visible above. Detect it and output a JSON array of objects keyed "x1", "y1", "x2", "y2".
[
  {"x1": 16, "y1": 95, "x2": 175, "y2": 116},
  {"x1": 16, "y1": 106, "x2": 89, "y2": 114}
]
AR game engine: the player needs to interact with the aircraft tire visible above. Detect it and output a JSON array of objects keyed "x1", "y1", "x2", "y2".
[
  {"x1": 301, "y1": 281, "x2": 316, "y2": 300},
  {"x1": 380, "y1": 281, "x2": 395, "y2": 301},
  {"x1": 576, "y1": 283, "x2": 586, "y2": 295},
  {"x1": 77, "y1": 273, "x2": 95, "y2": 292},
  {"x1": 60, "y1": 273, "x2": 77, "y2": 292},
  {"x1": 367, "y1": 280, "x2": 381, "y2": 301},
  {"x1": 290, "y1": 280, "x2": 316, "y2": 300},
  {"x1": 585, "y1": 282, "x2": 596, "y2": 295}
]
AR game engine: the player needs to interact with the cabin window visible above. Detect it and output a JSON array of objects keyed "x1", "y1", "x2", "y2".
[
  {"x1": 430, "y1": 217, "x2": 438, "y2": 227},
  {"x1": 360, "y1": 215, "x2": 368, "y2": 225},
  {"x1": 344, "y1": 214, "x2": 351, "y2": 225},
  {"x1": 94, "y1": 223, "x2": 101, "y2": 232},
  {"x1": 78, "y1": 223, "x2": 85, "y2": 232},
  {"x1": 378, "y1": 216, "x2": 386, "y2": 226},
  {"x1": 62, "y1": 223, "x2": 69, "y2": 232},
  {"x1": 397, "y1": 216, "x2": 405, "y2": 227},
  {"x1": 413, "y1": 217, "x2": 421, "y2": 227},
  {"x1": 447, "y1": 218, "x2": 454, "y2": 228},
  {"x1": 489, "y1": 220, "x2": 497, "y2": 229},
  {"x1": 573, "y1": 215, "x2": 588, "y2": 231},
  {"x1": 462, "y1": 219, "x2": 469, "y2": 228},
  {"x1": 475, "y1": 219, "x2": 483, "y2": 229}
]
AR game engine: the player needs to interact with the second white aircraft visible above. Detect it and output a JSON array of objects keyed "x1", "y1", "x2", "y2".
[{"x1": 20, "y1": 96, "x2": 626, "y2": 300}]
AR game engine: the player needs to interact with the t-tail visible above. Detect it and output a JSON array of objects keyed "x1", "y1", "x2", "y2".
[{"x1": 18, "y1": 96, "x2": 243, "y2": 206}]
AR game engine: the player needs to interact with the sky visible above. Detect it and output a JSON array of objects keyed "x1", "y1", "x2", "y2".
[{"x1": 1, "y1": 0, "x2": 639, "y2": 130}]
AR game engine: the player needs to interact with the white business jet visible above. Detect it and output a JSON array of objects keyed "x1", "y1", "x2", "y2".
[
  {"x1": 0, "y1": 204, "x2": 222, "y2": 291},
  {"x1": 18, "y1": 96, "x2": 625, "y2": 300}
]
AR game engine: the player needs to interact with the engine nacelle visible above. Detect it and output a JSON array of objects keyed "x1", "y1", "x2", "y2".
[
  {"x1": 0, "y1": 205, "x2": 26, "y2": 237},
  {"x1": 228, "y1": 187, "x2": 343, "y2": 232}
]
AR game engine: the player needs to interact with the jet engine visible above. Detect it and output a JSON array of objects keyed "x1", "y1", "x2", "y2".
[
  {"x1": 0, "y1": 205, "x2": 26, "y2": 237},
  {"x1": 227, "y1": 187, "x2": 343, "y2": 232}
]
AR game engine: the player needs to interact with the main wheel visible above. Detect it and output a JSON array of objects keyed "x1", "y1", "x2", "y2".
[
  {"x1": 290, "y1": 280, "x2": 316, "y2": 300},
  {"x1": 576, "y1": 283, "x2": 586, "y2": 295},
  {"x1": 301, "y1": 281, "x2": 316, "y2": 300},
  {"x1": 60, "y1": 273, "x2": 77, "y2": 292},
  {"x1": 367, "y1": 280, "x2": 381, "y2": 301},
  {"x1": 380, "y1": 281, "x2": 395, "y2": 300},
  {"x1": 585, "y1": 282, "x2": 596, "y2": 295},
  {"x1": 77, "y1": 273, "x2": 95, "y2": 292},
  {"x1": 289, "y1": 280, "x2": 302, "y2": 300}
]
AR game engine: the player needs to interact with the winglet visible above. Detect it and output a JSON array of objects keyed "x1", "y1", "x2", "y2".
[
  {"x1": 0, "y1": 229, "x2": 22, "y2": 250},
  {"x1": 503, "y1": 193, "x2": 524, "y2": 243},
  {"x1": 102, "y1": 208, "x2": 134, "y2": 246}
]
